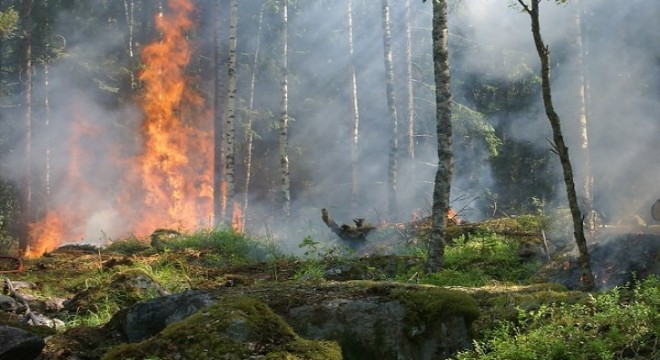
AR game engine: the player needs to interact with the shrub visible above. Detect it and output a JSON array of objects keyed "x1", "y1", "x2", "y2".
[{"x1": 456, "y1": 276, "x2": 659, "y2": 360}]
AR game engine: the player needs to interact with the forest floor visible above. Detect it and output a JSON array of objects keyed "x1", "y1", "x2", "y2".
[{"x1": 0, "y1": 217, "x2": 658, "y2": 359}]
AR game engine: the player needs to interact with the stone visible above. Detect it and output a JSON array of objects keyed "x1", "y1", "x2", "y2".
[
  {"x1": 0, "y1": 325, "x2": 45, "y2": 360},
  {"x1": 121, "y1": 290, "x2": 215, "y2": 342}
]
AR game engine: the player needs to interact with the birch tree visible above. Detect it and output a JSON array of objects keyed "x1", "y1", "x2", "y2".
[
  {"x1": 224, "y1": 0, "x2": 238, "y2": 226},
  {"x1": 381, "y1": 0, "x2": 398, "y2": 221},
  {"x1": 574, "y1": 0, "x2": 595, "y2": 231},
  {"x1": 278, "y1": 0, "x2": 291, "y2": 225},
  {"x1": 242, "y1": 2, "x2": 266, "y2": 231},
  {"x1": 348, "y1": 0, "x2": 360, "y2": 213},
  {"x1": 517, "y1": 0, "x2": 595, "y2": 289},
  {"x1": 427, "y1": 0, "x2": 452, "y2": 272},
  {"x1": 404, "y1": 0, "x2": 416, "y2": 179},
  {"x1": 18, "y1": 0, "x2": 33, "y2": 254},
  {"x1": 213, "y1": 0, "x2": 228, "y2": 225}
]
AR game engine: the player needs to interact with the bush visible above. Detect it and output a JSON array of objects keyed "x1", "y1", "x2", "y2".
[{"x1": 456, "y1": 276, "x2": 659, "y2": 360}]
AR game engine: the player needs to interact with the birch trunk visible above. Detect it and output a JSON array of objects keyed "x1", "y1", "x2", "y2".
[
  {"x1": 123, "y1": 0, "x2": 136, "y2": 89},
  {"x1": 242, "y1": 3, "x2": 266, "y2": 231},
  {"x1": 19, "y1": 0, "x2": 33, "y2": 254},
  {"x1": 427, "y1": 0, "x2": 452, "y2": 272},
  {"x1": 348, "y1": 0, "x2": 360, "y2": 214},
  {"x1": 518, "y1": 0, "x2": 594, "y2": 289},
  {"x1": 575, "y1": 0, "x2": 594, "y2": 231},
  {"x1": 278, "y1": 0, "x2": 291, "y2": 225},
  {"x1": 213, "y1": 0, "x2": 228, "y2": 225},
  {"x1": 224, "y1": 0, "x2": 238, "y2": 226},
  {"x1": 405, "y1": 0, "x2": 415, "y2": 164},
  {"x1": 381, "y1": 0, "x2": 398, "y2": 221}
]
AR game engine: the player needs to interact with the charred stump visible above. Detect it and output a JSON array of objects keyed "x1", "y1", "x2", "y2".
[{"x1": 321, "y1": 209, "x2": 375, "y2": 250}]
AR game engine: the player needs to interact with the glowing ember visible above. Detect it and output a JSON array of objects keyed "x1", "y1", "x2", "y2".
[{"x1": 26, "y1": 0, "x2": 212, "y2": 257}]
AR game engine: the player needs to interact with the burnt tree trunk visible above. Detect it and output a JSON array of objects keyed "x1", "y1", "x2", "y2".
[{"x1": 518, "y1": 0, "x2": 594, "y2": 289}]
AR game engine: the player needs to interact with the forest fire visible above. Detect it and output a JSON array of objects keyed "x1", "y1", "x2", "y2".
[{"x1": 25, "y1": 0, "x2": 215, "y2": 257}]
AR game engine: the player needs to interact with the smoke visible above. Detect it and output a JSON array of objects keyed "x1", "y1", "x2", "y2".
[{"x1": 1, "y1": 0, "x2": 658, "y2": 254}]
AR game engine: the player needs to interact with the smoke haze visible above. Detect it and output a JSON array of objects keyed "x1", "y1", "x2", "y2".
[{"x1": 1, "y1": 0, "x2": 658, "y2": 253}]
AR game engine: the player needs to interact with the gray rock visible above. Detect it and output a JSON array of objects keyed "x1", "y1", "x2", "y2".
[
  {"x1": 286, "y1": 296, "x2": 472, "y2": 360},
  {"x1": 0, "y1": 325, "x2": 45, "y2": 360},
  {"x1": 122, "y1": 290, "x2": 215, "y2": 342},
  {"x1": 0, "y1": 294, "x2": 18, "y2": 312}
]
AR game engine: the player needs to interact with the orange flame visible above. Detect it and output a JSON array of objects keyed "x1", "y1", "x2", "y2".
[
  {"x1": 130, "y1": 0, "x2": 212, "y2": 234},
  {"x1": 26, "y1": 0, "x2": 212, "y2": 256},
  {"x1": 231, "y1": 201, "x2": 244, "y2": 233}
]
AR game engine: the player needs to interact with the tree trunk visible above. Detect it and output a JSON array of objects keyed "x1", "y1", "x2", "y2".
[
  {"x1": 380, "y1": 0, "x2": 398, "y2": 221},
  {"x1": 213, "y1": 0, "x2": 228, "y2": 226},
  {"x1": 18, "y1": 0, "x2": 33, "y2": 255},
  {"x1": 123, "y1": 0, "x2": 136, "y2": 89},
  {"x1": 243, "y1": 3, "x2": 266, "y2": 231},
  {"x1": 348, "y1": 0, "x2": 361, "y2": 214},
  {"x1": 404, "y1": 0, "x2": 416, "y2": 178},
  {"x1": 518, "y1": 0, "x2": 594, "y2": 290},
  {"x1": 575, "y1": 0, "x2": 595, "y2": 232},
  {"x1": 224, "y1": 0, "x2": 238, "y2": 226},
  {"x1": 278, "y1": 0, "x2": 291, "y2": 226},
  {"x1": 427, "y1": 0, "x2": 452, "y2": 273}
]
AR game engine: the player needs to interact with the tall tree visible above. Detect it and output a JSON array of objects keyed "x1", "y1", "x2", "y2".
[
  {"x1": 380, "y1": 0, "x2": 398, "y2": 221},
  {"x1": 224, "y1": 0, "x2": 238, "y2": 226},
  {"x1": 278, "y1": 0, "x2": 291, "y2": 226},
  {"x1": 404, "y1": 0, "x2": 416, "y2": 180},
  {"x1": 517, "y1": 0, "x2": 594, "y2": 289},
  {"x1": 123, "y1": 0, "x2": 136, "y2": 89},
  {"x1": 242, "y1": 2, "x2": 266, "y2": 231},
  {"x1": 347, "y1": 0, "x2": 360, "y2": 214},
  {"x1": 574, "y1": 0, "x2": 594, "y2": 231},
  {"x1": 427, "y1": 0, "x2": 453, "y2": 272},
  {"x1": 18, "y1": 0, "x2": 33, "y2": 254},
  {"x1": 213, "y1": 0, "x2": 228, "y2": 226}
]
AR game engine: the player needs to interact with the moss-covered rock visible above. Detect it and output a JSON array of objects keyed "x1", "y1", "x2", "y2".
[{"x1": 101, "y1": 297, "x2": 341, "y2": 360}]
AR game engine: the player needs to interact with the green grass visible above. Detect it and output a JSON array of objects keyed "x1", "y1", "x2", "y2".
[
  {"x1": 456, "y1": 276, "x2": 660, "y2": 360},
  {"x1": 420, "y1": 235, "x2": 541, "y2": 287}
]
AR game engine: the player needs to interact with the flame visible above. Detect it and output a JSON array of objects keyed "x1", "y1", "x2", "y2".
[
  {"x1": 231, "y1": 201, "x2": 244, "y2": 233},
  {"x1": 26, "y1": 0, "x2": 213, "y2": 257},
  {"x1": 130, "y1": 0, "x2": 212, "y2": 234}
]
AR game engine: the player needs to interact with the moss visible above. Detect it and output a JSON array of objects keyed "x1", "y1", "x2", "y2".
[
  {"x1": 101, "y1": 296, "x2": 341, "y2": 360},
  {"x1": 392, "y1": 286, "x2": 480, "y2": 338}
]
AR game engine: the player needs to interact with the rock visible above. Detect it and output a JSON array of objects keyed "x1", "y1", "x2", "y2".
[
  {"x1": 121, "y1": 290, "x2": 216, "y2": 342},
  {"x1": 0, "y1": 325, "x2": 45, "y2": 360},
  {"x1": 113, "y1": 281, "x2": 478, "y2": 359},
  {"x1": 0, "y1": 295, "x2": 18, "y2": 312},
  {"x1": 103, "y1": 297, "x2": 341, "y2": 360}
]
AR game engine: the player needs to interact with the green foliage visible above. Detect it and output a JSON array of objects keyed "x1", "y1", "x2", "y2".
[
  {"x1": 456, "y1": 276, "x2": 660, "y2": 360},
  {"x1": 0, "y1": 6, "x2": 18, "y2": 39},
  {"x1": 106, "y1": 236, "x2": 151, "y2": 255},
  {"x1": 421, "y1": 235, "x2": 540, "y2": 287},
  {"x1": 453, "y1": 102, "x2": 502, "y2": 158},
  {"x1": 392, "y1": 287, "x2": 480, "y2": 331}
]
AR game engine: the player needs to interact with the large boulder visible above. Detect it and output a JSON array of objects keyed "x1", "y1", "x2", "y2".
[
  {"x1": 0, "y1": 325, "x2": 45, "y2": 360},
  {"x1": 103, "y1": 297, "x2": 341, "y2": 360},
  {"x1": 112, "y1": 281, "x2": 479, "y2": 359}
]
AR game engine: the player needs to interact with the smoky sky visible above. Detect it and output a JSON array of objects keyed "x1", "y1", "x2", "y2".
[{"x1": 1, "y1": 0, "x2": 658, "y2": 249}]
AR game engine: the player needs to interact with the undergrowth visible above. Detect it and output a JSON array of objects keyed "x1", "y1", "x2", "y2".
[
  {"x1": 419, "y1": 235, "x2": 541, "y2": 286},
  {"x1": 456, "y1": 276, "x2": 660, "y2": 360}
]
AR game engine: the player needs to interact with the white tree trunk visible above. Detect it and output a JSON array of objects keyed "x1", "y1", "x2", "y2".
[
  {"x1": 243, "y1": 3, "x2": 266, "y2": 231},
  {"x1": 278, "y1": 0, "x2": 291, "y2": 225},
  {"x1": 381, "y1": 0, "x2": 399, "y2": 221},
  {"x1": 224, "y1": 0, "x2": 238, "y2": 226},
  {"x1": 348, "y1": 0, "x2": 361, "y2": 214}
]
